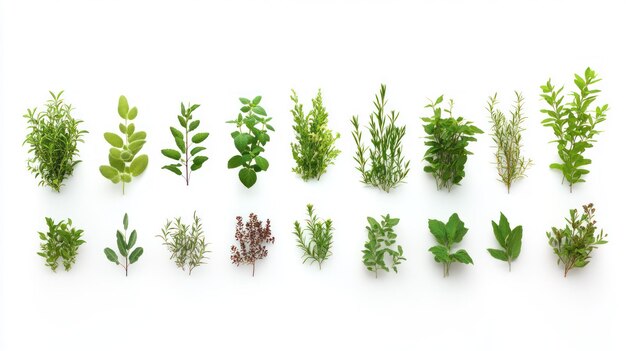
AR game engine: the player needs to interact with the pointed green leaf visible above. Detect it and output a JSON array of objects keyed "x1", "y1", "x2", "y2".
[
  {"x1": 129, "y1": 247, "x2": 143, "y2": 264},
  {"x1": 161, "y1": 149, "x2": 182, "y2": 160},
  {"x1": 487, "y1": 248, "x2": 509, "y2": 262},
  {"x1": 191, "y1": 132, "x2": 209, "y2": 143},
  {"x1": 104, "y1": 248, "x2": 119, "y2": 264}
]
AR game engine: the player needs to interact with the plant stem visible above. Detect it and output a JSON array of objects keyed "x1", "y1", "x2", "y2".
[
  {"x1": 252, "y1": 262, "x2": 256, "y2": 277},
  {"x1": 185, "y1": 115, "x2": 190, "y2": 186}
]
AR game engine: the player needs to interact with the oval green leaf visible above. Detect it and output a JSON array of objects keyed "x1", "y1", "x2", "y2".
[{"x1": 129, "y1": 154, "x2": 149, "y2": 176}]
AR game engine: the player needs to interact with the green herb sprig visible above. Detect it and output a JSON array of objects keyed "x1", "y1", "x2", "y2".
[
  {"x1": 487, "y1": 92, "x2": 533, "y2": 193},
  {"x1": 99, "y1": 96, "x2": 149, "y2": 194},
  {"x1": 23, "y1": 91, "x2": 87, "y2": 192},
  {"x1": 290, "y1": 89, "x2": 340, "y2": 180},
  {"x1": 37, "y1": 217, "x2": 86, "y2": 272},
  {"x1": 362, "y1": 214, "x2": 405, "y2": 278},
  {"x1": 226, "y1": 96, "x2": 274, "y2": 188},
  {"x1": 486, "y1": 212, "x2": 522, "y2": 271},
  {"x1": 158, "y1": 212, "x2": 210, "y2": 275},
  {"x1": 422, "y1": 96, "x2": 483, "y2": 191},
  {"x1": 428, "y1": 213, "x2": 473, "y2": 277},
  {"x1": 547, "y1": 203, "x2": 607, "y2": 277},
  {"x1": 161, "y1": 102, "x2": 209, "y2": 185},
  {"x1": 351, "y1": 84, "x2": 410, "y2": 192},
  {"x1": 104, "y1": 213, "x2": 144, "y2": 276},
  {"x1": 293, "y1": 204, "x2": 334, "y2": 269},
  {"x1": 540, "y1": 68, "x2": 608, "y2": 192}
]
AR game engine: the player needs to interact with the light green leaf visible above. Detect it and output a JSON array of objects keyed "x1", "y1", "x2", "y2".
[{"x1": 129, "y1": 154, "x2": 148, "y2": 176}]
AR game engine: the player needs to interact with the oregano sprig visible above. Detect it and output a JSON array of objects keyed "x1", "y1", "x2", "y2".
[
  {"x1": 104, "y1": 213, "x2": 144, "y2": 276},
  {"x1": 161, "y1": 103, "x2": 209, "y2": 185},
  {"x1": 226, "y1": 96, "x2": 274, "y2": 188},
  {"x1": 487, "y1": 92, "x2": 533, "y2": 193},
  {"x1": 428, "y1": 213, "x2": 473, "y2": 277},
  {"x1": 99, "y1": 96, "x2": 149, "y2": 194},
  {"x1": 422, "y1": 96, "x2": 483, "y2": 191},
  {"x1": 158, "y1": 212, "x2": 210, "y2": 275},
  {"x1": 37, "y1": 217, "x2": 85, "y2": 272},
  {"x1": 540, "y1": 68, "x2": 608, "y2": 192},
  {"x1": 351, "y1": 84, "x2": 410, "y2": 192},
  {"x1": 290, "y1": 89, "x2": 340, "y2": 180},
  {"x1": 361, "y1": 214, "x2": 405, "y2": 278},
  {"x1": 231, "y1": 213, "x2": 275, "y2": 277},
  {"x1": 486, "y1": 212, "x2": 522, "y2": 271},
  {"x1": 293, "y1": 204, "x2": 334, "y2": 269},
  {"x1": 23, "y1": 91, "x2": 87, "y2": 192},
  {"x1": 547, "y1": 203, "x2": 607, "y2": 277}
]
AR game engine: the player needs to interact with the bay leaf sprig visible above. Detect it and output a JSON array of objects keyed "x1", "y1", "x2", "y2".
[
  {"x1": 161, "y1": 102, "x2": 209, "y2": 185},
  {"x1": 486, "y1": 212, "x2": 522, "y2": 271},
  {"x1": 104, "y1": 213, "x2": 144, "y2": 276},
  {"x1": 487, "y1": 92, "x2": 532, "y2": 193},
  {"x1": 293, "y1": 204, "x2": 334, "y2": 269},
  {"x1": 226, "y1": 96, "x2": 274, "y2": 188},
  {"x1": 23, "y1": 91, "x2": 87, "y2": 192},
  {"x1": 540, "y1": 68, "x2": 608, "y2": 192},
  {"x1": 351, "y1": 84, "x2": 410, "y2": 192},
  {"x1": 99, "y1": 96, "x2": 149, "y2": 194}
]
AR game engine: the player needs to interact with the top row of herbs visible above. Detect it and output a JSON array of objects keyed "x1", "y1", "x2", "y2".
[{"x1": 23, "y1": 68, "x2": 607, "y2": 193}]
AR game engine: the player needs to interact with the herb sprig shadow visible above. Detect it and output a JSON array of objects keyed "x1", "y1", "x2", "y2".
[
  {"x1": 547, "y1": 203, "x2": 607, "y2": 277},
  {"x1": 487, "y1": 92, "x2": 532, "y2": 193},
  {"x1": 227, "y1": 96, "x2": 274, "y2": 188},
  {"x1": 293, "y1": 204, "x2": 334, "y2": 269},
  {"x1": 37, "y1": 217, "x2": 85, "y2": 272},
  {"x1": 428, "y1": 213, "x2": 473, "y2": 277},
  {"x1": 23, "y1": 91, "x2": 87, "y2": 192},
  {"x1": 99, "y1": 96, "x2": 149, "y2": 194},
  {"x1": 231, "y1": 213, "x2": 275, "y2": 277},
  {"x1": 161, "y1": 102, "x2": 209, "y2": 185},
  {"x1": 158, "y1": 212, "x2": 209, "y2": 275},
  {"x1": 540, "y1": 67, "x2": 608, "y2": 192},
  {"x1": 422, "y1": 96, "x2": 483, "y2": 191},
  {"x1": 104, "y1": 213, "x2": 144, "y2": 276},
  {"x1": 291, "y1": 89, "x2": 340, "y2": 181},
  {"x1": 352, "y1": 84, "x2": 410, "y2": 192},
  {"x1": 486, "y1": 212, "x2": 522, "y2": 271},
  {"x1": 362, "y1": 214, "x2": 405, "y2": 278}
]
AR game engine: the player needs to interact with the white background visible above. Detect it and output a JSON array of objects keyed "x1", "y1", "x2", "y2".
[{"x1": 1, "y1": 0, "x2": 624, "y2": 350}]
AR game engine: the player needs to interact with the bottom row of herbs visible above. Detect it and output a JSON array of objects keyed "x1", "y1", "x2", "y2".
[{"x1": 37, "y1": 203, "x2": 607, "y2": 278}]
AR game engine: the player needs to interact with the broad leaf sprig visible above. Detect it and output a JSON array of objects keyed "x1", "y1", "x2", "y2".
[
  {"x1": 161, "y1": 102, "x2": 209, "y2": 185},
  {"x1": 23, "y1": 91, "x2": 87, "y2": 192},
  {"x1": 486, "y1": 212, "x2": 522, "y2": 271},
  {"x1": 37, "y1": 217, "x2": 86, "y2": 272},
  {"x1": 226, "y1": 96, "x2": 274, "y2": 188},
  {"x1": 547, "y1": 203, "x2": 607, "y2": 277},
  {"x1": 540, "y1": 68, "x2": 608, "y2": 192},
  {"x1": 158, "y1": 212, "x2": 210, "y2": 275},
  {"x1": 487, "y1": 92, "x2": 533, "y2": 193},
  {"x1": 428, "y1": 213, "x2": 473, "y2": 277},
  {"x1": 104, "y1": 213, "x2": 144, "y2": 276},
  {"x1": 290, "y1": 89, "x2": 340, "y2": 180},
  {"x1": 351, "y1": 84, "x2": 410, "y2": 192},
  {"x1": 361, "y1": 214, "x2": 405, "y2": 278},
  {"x1": 99, "y1": 96, "x2": 149, "y2": 194},
  {"x1": 293, "y1": 204, "x2": 334, "y2": 269}
]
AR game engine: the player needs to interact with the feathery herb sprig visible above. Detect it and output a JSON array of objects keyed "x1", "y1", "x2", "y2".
[
  {"x1": 293, "y1": 204, "x2": 334, "y2": 269},
  {"x1": 158, "y1": 212, "x2": 209, "y2": 275}
]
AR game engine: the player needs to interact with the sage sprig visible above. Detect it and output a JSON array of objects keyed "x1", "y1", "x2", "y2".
[
  {"x1": 428, "y1": 213, "x2": 473, "y2": 277},
  {"x1": 422, "y1": 96, "x2": 483, "y2": 191},
  {"x1": 226, "y1": 96, "x2": 274, "y2": 188},
  {"x1": 540, "y1": 68, "x2": 608, "y2": 192},
  {"x1": 361, "y1": 214, "x2": 405, "y2": 278},
  {"x1": 104, "y1": 213, "x2": 144, "y2": 276},
  {"x1": 161, "y1": 102, "x2": 209, "y2": 185},
  {"x1": 99, "y1": 96, "x2": 149, "y2": 194},
  {"x1": 351, "y1": 84, "x2": 410, "y2": 192},
  {"x1": 547, "y1": 203, "x2": 607, "y2": 277},
  {"x1": 293, "y1": 204, "x2": 334, "y2": 269},
  {"x1": 23, "y1": 91, "x2": 87, "y2": 192},
  {"x1": 486, "y1": 212, "x2": 522, "y2": 271},
  {"x1": 290, "y1": 89, "x2": 340, "y2": 180},
  {"x1": 37, "y1": 217, "x2": 85, "y2": 272},
  {"x1": 158, "y1": 212, "x2": 210, "y2": 275},
  {"x1": 487, "y1": 92, "x2": 532, "y2": 193}
]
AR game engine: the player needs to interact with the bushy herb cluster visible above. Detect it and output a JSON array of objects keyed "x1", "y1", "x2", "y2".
[
  {"x1": 158, "y1": 212, "x2": 209, "y2": 275},
  {"x1": 362, "y1": 214, "x2": 405, "y2": 278},
  {"x1": 37, "y1": 217, "x2": 86, "y2": 272},
  {"x1": 231, "y1": 213, "x2": 275, "y2": 276}
]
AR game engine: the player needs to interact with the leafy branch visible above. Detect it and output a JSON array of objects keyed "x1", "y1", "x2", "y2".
[
  {"x1": 362, "y1": 214, "x2": 405, "y2": 278},
  {"x1": 293, "y1": 204, "x2": 334, "y2": 269},
  {"x1": 37, "y1": 217, "x2": 86, "y2": 272},
  {"x1": 428, "y1": 213, "x2": 473, "y2": 277},
  {"x1": 104, "y1": 213, "x2": 144, "y2": 276},
  {"x1": 540, "y1": 67, "x2": 608, "y2": 192},
  {"x1": 158, "y1": 212, "x2": 210, "y2": 275},
  {"x1": 486, "y1": 212, "x2": 522, "y2": 271},
  {"x1": 351, "y1": 84, "x2": 410, "y2": 192},
  {"x1": 161, "y1": 102, "x2": 209, "y2": 185}
]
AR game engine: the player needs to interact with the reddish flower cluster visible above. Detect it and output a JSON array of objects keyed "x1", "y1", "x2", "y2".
[{"x1": 230, "y1": 213, "x2": 275, "y2": 276}]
